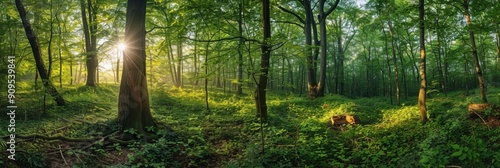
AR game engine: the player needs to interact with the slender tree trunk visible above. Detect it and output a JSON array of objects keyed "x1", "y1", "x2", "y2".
[
  {"x1": 434, "y1": 16, "x2": 446, "y2": 95},
  {"x1": 176, "y1": 40, "x2": 183, "y2": 88},
  {"x1": 255, "y1": 0, "x2": 271, "y2": 120},
  {"x1": 193, "y1": 29, "x2": 199, "y2": 86},
  {"x1": 16, "y1": 0, "x2": 65, "y2": 106},
  {"x1": 237, "y1": 0, "x2": 244, "y2": 95},
  {"x1": 418, "y1": 0, "x2": 428, "y2": 123},
  {"x1": 205, "y1": 40, "x2": 210, "y2": 112},
  {"x1": 118, "y1": 0, "x2": 156, "y2": 139},
  {"x1": 56, "y1": 10, "x2": 63, "y2": 88},
  {"x1": 397, "y1": 39, "x2": 408, "y2": 99},
  {"x1": 48, "y1": 0, "x2": 54, "y2": 78},
  {"x1": 464, "y1": 46, "x2": 469, "y2": 96},
  {"x1": 496, "y1": 31, "x2": 500, "y2": 70},
  {"x1": 382, "y1": 25, "x2": 393, "y2": 104},
  {"x1": 286, "y1": 57, "x2": 294, "y2": 91},
  {"x1": 167, "y1": 39, "x2": 176, "y2": 86},
  {"x1": 388, "y1": 21, "x2": 400, "y2": 104},
  {"x1": 463, "y1": 0, "x2": 487, "y2": 103}
]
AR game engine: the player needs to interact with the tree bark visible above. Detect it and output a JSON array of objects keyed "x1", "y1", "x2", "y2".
[
  {"x1": 497, "y1": 31, "x2": 500, "y2": 70},
  {"x1": 303, "y1": 0, "x2": 317, "y2": 98},
  {"x1": 81, "y1": 0, "x2": 98, "y2": 86},
  {"x1": 463, "y1": 0, "x2": 487, "y2": 103},
  {"x1": 388, "y1": 21, "x2": 400, "y2": 104},
  {"x1": 316, "y1": 0, "x2": 340, "y2": 97},
  {"x1": 118, "y1": 0, "x2": 156, "y2": 138},
  {"x1": 237, "y1": 0, "x2": 244, "y2": 95},
  {"x1": 418, "y1": 0, "x2": 428, "y2": 123},
  {"x1": 255, "y1": 0, "x2": 271, "y2": 120},
  {"x1": 176, "y1": 40, "x2": 183, "y2": 88},
  {"x1": 16, "y1": 0, "x2": 65, "y2": 106}
]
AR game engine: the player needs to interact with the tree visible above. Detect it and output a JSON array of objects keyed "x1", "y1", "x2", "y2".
[
  {"x1": 255, "y1": 0, "x2": 271, "y2": 120},
  {"x1": 117, "y1": 0, "x2": 156, "y2": 138},
  {"x1": 15, "y1": 0, "x2": 66, "y2": 106},
  {"x1": 418, "y1": 0, "x2": 428, "y2": 123},
  {"x1": 463, "y1": 0, "x2": 487, "y2": 103},
  {"x1": 80, "y1": 0, "x2": 98, "y2": 86},
  {"x1": 316, "y1": 0, "x2": 340, "y2": 97}
]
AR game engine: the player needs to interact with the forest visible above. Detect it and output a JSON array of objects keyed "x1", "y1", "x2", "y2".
[{"x1": 1, "y1": 0, "x2": 500, "y2": 167}]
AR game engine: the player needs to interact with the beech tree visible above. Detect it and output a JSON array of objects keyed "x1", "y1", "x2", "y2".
[
  {"x1": 15, "y1": 0, "x2": 66, "y2": 106},
  {"x1": 463, "y1": 0, "x2": 487, "y2": 103},
  {"x1": 418, "y1": 0, "x2": 428, "y2": 123},
  {"x1": 117, "y1": 0, "x2": 156, "y2": 138}
]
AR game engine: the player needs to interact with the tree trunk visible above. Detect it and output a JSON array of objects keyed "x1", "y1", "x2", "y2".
[
  {"x1": 434, "y1": 15, "x2": 446, "y2": 95},
  {"x1": 388, "y1": 21, "x2": 400, "y2": 104},
  {"x1": 176, "y1": 40, "x2": 183, "y2": 88},
  {"x1": 463, "y1": 0, "x2": 487, "y2": 103},
  {"x1": 167, "y1": 39, "x2": 176, "y2": 86},
  {"x1": 80, "y1": 0, "x2": 98, "y2": 86},
  {"x1": 316, "y1": 0, "x2": 340, "y2": 97},
  {"x1": 255, "y1": 0, "x2": 271, "y2": 120},
  {"x1": 16, "y1": 0, "x2": 65, "y2": 106},
  {"x1": 497, "y1": 31, "x2": 500, "y2": 70},
  {"x1": 48, "y1": 0, "x2": 54, "y2": 78},
  {"x1": 237, "y1": 0, "x2": 244, "y2": 95},
  {"x1": 303, "y1": 0, "x2": 317, "y2": 98},
  {"x1": 382, "y1": 25, "x2": 393, "y2": 104},
  {"x1": 118, "y1": 0, "x2": 156, "y2": 138},
  {"x1": 418, "y1": 0, "x2": 428, "y2": 123},
  {"x1": 193, "y1": 29, "x2": 199, "y2": 86}
]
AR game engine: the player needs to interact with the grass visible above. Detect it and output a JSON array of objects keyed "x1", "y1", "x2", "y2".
[{"x1": 1, "y1": 83, "x2": 500, "y2": 167}]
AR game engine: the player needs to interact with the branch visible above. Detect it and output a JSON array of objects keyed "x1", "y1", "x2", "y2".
[
  {"x1": 181, "y1": 36, "x2": 261, "y2": 44},
  {"x1": 274, "y1": 20, "x2": 305, "y2": 29},
  {"x1": 276, "y1": 5, "x2": 305, "y2": 24},
  {"x1": 325, "y1": 0, "x2": 341, "y2": 16},
  {"x1": 146, "y1": 26, "x2": 169, "y2": 34}
]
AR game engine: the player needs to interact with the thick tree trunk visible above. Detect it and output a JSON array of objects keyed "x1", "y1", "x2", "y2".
[
  {"x1": 255, "y1": 0, "x2": 271, "y2": 120},
  {"x1": 418, "y1": 0, "x2": 428, "y2": 123},
  {"x1": 118, "y1": 0, "x2": 156, "y2": 138},
  {"x1": 16, "y1": 0, "x2": 65, "y2": 106},
  {"x1": 303, "y1": 0, "x2": 317, "y2": 98},
  {"x1": 464, "y1": 0, "x2": 487, "y2": 103}
]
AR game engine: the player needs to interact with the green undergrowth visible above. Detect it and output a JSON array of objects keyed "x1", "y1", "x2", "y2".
[{"x1": 1, "y1": 84, "x2": 500, "y2": 167}]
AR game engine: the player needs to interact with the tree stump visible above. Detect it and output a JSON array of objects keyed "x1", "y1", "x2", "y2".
[
  {"x1": 468, "y1": 103, "x2": 500, "y2": 118},
  {"x1": 331, "y1": 114, "x2": 360, "y2": 126},
  {"x1": 468, "y1": 103, "x2": 500, "y2": 127}
]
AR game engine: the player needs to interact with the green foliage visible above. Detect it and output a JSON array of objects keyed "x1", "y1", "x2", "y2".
[{"x1": 3, "y1": 82, "x2": 500, "y2": 167}]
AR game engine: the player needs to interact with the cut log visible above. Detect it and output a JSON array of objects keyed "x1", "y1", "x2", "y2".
[
  {"x1": 467, "y1": 103, "x2": 500, "y2": 119},
  {"x1": 331, "y1": 114, "x2": 360, "y2": 126}
]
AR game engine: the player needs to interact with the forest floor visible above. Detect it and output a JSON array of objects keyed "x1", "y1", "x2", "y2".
[{"x1": 1, "y1": 84, "x2": 500, "y2": 167}]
